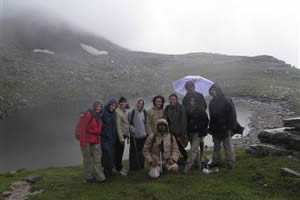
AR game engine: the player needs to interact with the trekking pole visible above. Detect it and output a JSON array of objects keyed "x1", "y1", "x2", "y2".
[
  {"x1": 159, "y1": 142, "x2": 163, "y2": 173},
  {"x1": 132, "y1": 133, "x2": 141, "y2": 169}
]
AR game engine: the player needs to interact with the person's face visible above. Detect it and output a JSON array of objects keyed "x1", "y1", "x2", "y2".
[
  {"x1": 154, "y1": 98, "x2": 163, "y2": 108},
  {"x1": 186, "y1": 83, "x2": 195, "y2": 93},
  {"x1": 109, "y1": 104, "x2": 117, "y2": 112},
  {"x1": 119, "y1": 101, "x2": 128, "y2": 109},
  {"x1": 169, "y1": 96, "x2": 177, "y2": 106},
  {"x1": 190, "y1": 98, "x2": 196, "y2": 107},
  {"x1": 158, "y1": 124, "x2": 167, "y2": 133},
  {"x1": 210, "y1": 88, "x2": 217, "y2": 97},
  {"x1": 137, "y1": 100, "x2": 144, "y2": 111},
  {"x1": 95, "y1": 104, "x2": 102, "y2": 113}
]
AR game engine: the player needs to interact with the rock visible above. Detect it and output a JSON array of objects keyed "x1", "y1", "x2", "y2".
[
  {"x1": 2, "y1": 191, "x2": 12, "y2": 197},
  {"x1": 24, "y1": 174, "x2": 42, "y2": 183},
  {"x1": 258, "y1": 128, "x2": 300, "y2": 151},
  {"x1": 280, "y1": 168, "x2": 300, "y2": 178},
  {"x1": 283, "y1": 117, "x2": 300, "y2": 129},
  {"x1": 246, "y1": 144, "x2": 292, "y2": 156}
]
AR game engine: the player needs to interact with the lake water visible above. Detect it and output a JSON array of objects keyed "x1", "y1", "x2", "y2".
[{"x1": 0, "y1": 100, "x2": 251, "y2": 173}]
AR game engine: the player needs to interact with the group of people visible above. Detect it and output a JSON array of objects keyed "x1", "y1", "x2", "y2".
[{"x1": 75, "y1": 81, "x2": 240, "y2": 182}]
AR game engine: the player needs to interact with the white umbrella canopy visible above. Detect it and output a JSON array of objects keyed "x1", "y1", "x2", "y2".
[{"x1": 172, "y1": 75, "x2": 214, "y2": 97}]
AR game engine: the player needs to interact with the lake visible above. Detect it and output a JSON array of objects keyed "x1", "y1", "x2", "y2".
[{"x1": 0, "y1": 99, "x2": 251, "y2": 172}]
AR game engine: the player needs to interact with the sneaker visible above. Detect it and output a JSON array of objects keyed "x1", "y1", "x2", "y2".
[
  {"x1": 208, "y1": 162, "x2": 220, "y2": 168},
  {"x1": 119, "y1": 169, "x2": 128, "y2": 176}
]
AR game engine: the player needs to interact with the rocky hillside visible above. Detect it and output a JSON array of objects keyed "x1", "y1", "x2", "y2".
[{"x1": 1, "y1": 10, "x2": 300, "y2": 119}]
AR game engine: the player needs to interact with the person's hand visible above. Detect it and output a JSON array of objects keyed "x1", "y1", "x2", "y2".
[{"x1": 120, "y1": 139, "x2": 125, "y2": 145}]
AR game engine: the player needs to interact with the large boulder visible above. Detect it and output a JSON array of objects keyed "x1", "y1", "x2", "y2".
[
  {"x1": 258, "y1": 128, "x2": 300, "y2": 151},
  {"x1": 283, "y1": 117, "x2": 300, "y2": 129},
  {"x1": 246, "y1": 144, "x2": 292, "y2": 156}
]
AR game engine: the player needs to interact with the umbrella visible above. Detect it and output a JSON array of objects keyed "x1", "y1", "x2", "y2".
[{"x1": 172, "y1": 75, "x2": 214, "y2": 97}]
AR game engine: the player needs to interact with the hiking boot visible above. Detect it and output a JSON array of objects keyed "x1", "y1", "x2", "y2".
[
  {"x1": 86, "y1": 177, "x2": 96, "y2": 184},
  {"x1": 208, "y1": 162, "x2": 220, "y2": 168}
]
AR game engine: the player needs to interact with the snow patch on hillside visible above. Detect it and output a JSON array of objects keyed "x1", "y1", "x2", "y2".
[
  {"x1": 33, "y1": 49, "x2": 55, "y2": 55},
  {"x1": 80, "y1": 44, "x2": 108, "y2": 56}
]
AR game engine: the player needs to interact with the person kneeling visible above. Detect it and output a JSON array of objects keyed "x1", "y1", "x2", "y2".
[{"x1": 143, "y1": 119, "x2": 180, "y2": 179}]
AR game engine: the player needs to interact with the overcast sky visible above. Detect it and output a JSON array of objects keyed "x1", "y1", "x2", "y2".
[{"x1": 4, "y1": 0, "x2": 300, "y2": 67}]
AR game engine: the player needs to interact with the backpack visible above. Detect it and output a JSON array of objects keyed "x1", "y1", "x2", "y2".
[
  {"x1": 74, "y1": 112, "x2": 95, "y2": 140},
  {"x1": 130, "y1": 109, "x2": 147, "y2": 126}
]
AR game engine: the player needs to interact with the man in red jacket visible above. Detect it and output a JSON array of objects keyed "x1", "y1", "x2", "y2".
[{"x1": 76, "y1": 101, "x2": 106, "y2": 183}]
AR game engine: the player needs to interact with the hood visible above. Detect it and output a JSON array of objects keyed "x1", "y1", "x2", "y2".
[
  {"x1": 135, "y1": 97, "x2": 145, "y2": 110},
  {"x1": 209, "y1": 83, "x2": 225, "y2": 98},
  {"x1": 156, "y1": 118, "x2": 169, "y2": 134},
  {"x1": 105, "y1": 98, "x2": 118, "y2": 112}
]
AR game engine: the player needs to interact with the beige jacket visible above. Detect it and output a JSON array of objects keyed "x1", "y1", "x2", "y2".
[
  {"x1": 143, "y1": 119, "x2": 180, "y2": 165},
  {"x1": 146, "y1": 106, "x2": 164, "y2": 135},
  {"x1": 115, "y1": 107, "x2": 130, "y2": 142}
]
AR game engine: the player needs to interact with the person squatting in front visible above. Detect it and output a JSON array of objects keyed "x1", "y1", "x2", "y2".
[
  {"x1": 76, "y1": 101, "x2": 106, "y2": 183},
  {"x1": 208, "y1": 84, "x2": 236, "y2": 169},
  {"x1": 143, "y1": 119, "x2": 180, "y2": 179}
]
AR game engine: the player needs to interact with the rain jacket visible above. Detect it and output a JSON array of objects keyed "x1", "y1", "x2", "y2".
[
  {"x1": 164, "y1": 103, "x2": 187, "y2": 137},
  {"x1": 187, "y1": 106, "x2": 209, "y2": 138},
  {"x1": 115, "y1": 107, "x2": 130, "y2": 143},
  {"x1": 146, "y1": 105, "x2": 164, "y2": 135},
  {"x1": 143, "y1": 119, "x2": 180, "y2": 165},
  {"x1": 208, "y1": 84, "x2": 235, "y2": 139},
  {"x1": 183, "y1": 91, "x2": 207, "y2": 111},
  {"x1": 77, "y1": 111, "x2": 103, "y2": 147}
]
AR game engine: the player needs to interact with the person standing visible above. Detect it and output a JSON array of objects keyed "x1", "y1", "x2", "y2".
[
  {"x1": 76, "y1": 101, "x2": 106, "y2": 183},
  {"x1": 128, "y1": 98, "x2": 147, "y2": 171},
  {"x1": 183, "y1": 97, "x2": 209, "y2": 173},
  {"x1": 182, "y1": 80, "x2": 207, "y2": 163},
  {"x1": 101, "y1": 98, "x2": 118, "y2": 178},
  {"x1": 115, "y1": 96, "x2": 130, "y2": 176},
  {"x1": 146, "y1": 95, "x2": 165, "y2": 136},
  {"x1": 143, "y1": 119, "x2": 180, "y2": 179},
  {"x1": 164, "y1": 93, "x2": 188, "y2": 161},
  {"x1": 208, "y1": 84, "x2": 236, "y2": 169},
  {"x1": 182, "y1": 80, "x2": 207, "y2": 111}
]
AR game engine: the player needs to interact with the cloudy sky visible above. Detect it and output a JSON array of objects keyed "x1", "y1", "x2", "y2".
[{"x1": 4, "y1": 0, "x2": 300, "y2": 67}]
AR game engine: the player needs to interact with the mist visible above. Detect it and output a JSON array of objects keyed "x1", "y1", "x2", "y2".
[{"x1": 3, "y1": 0, "x2": 300, "y2": 67}]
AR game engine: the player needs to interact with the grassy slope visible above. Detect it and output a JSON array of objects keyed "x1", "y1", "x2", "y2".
[{"x1": 1, "y1": 149, "x2": 300, "y2": 200}]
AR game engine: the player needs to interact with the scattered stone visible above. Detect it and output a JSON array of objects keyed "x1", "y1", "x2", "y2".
[
  {"x1": 287, "y1": 155, "x2": 299, "y2": 162},
  {"x1": 24, "y1": 174, "x2": 42, "y2": 183},
  {"x1": 283, "y1": 117, "x2": 300, "y2": 129},
  {"x1": 280, "y1": 168, "x2": 300, "y2": 178},
  {"x1": 2, "y1": 191, "x2": 12, "y2": 197},
  {"x1": 9, "y1": 171, "x2": 17, "y2": 175},
  {"x1": 246, "y1": 144, "x2": 292, "y2": 156},
  {"x1": 258, "y1": 128, "x2": 300, "y2": 151}
]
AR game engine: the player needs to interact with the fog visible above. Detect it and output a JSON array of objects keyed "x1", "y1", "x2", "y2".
[{"x1": 3, "y1": 0, "x2": 300, "y2": 67}]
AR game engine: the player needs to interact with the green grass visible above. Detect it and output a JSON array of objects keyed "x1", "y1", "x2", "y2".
[{"x1": 1, "y1": 149, "x2": 300, "y2": 200}]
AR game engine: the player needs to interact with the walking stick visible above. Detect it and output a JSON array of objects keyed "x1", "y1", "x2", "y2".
[{"x1": 132, "y1": 132, "x2": 141, "y2": 169}]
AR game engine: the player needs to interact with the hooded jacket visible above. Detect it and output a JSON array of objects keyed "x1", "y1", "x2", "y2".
[
  {"x1": 182, "y1": 91, "x2": 207, "y2": 111},
  {"x1": 143, "y1": 119, "x2": 180, "y2": 165},
  {"x1": 164, "y1": 103, "x2": 187, "y2": 137},
  {"x1": 187, "y1": 106, "x2": 209, "y2": 138},
  {"x1": 101, "y1": 99, "x2": 118, "y2": 143},
  {"x1": 115, "y1": 107, "x2": 130, "y2": 143},
  {"x1": 146, "y1": 105, "x2": 164, "y2": 136},
  {"x1": 208, "y1": 84, "x2": 234, "y2": 139}
]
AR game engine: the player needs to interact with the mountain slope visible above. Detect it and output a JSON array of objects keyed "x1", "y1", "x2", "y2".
[{"x1": 1, "y1": 10, "x2": 300, "y2": 119}]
